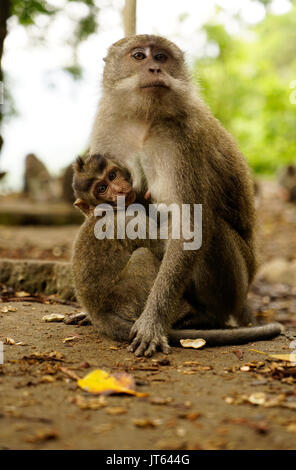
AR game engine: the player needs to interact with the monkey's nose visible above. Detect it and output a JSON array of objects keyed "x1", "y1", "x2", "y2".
[{"x1": 149, "y1": 66, "x2": 161, "y2": 74}]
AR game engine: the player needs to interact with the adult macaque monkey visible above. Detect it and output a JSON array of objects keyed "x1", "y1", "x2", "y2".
[
  {"x1": 86, "y1": 34, "x2": 282, "y2": 356},
  {"x1": 72, "y1": 151, "x2": 282, "y2": 353}
]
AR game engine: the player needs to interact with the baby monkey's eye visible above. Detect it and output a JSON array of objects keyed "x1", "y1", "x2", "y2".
[
  {"x1": 132, "y1": 51, "x2": 146, "y2": 60},
  {"x1": 108, "y1": 170, "x2": 117, "y2": 181},
  {"x1": 95, "y1": 183, "x2": 108, "y2": 195}
]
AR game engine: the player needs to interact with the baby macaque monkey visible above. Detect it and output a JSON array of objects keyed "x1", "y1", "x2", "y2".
[{"x1": 72, "y1": 153, "x2": 140, "y2": 216}]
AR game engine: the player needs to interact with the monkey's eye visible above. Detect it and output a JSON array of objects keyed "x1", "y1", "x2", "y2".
[
  {"x1": 108, "y1": 171, "x2": 117, "y2": 181},
  {"x1": 95, "y1": 183, "x2": 108, "y2": 195},
  {"x1": 132, "y1": 51, "x2": 146, "y2": 60},
  {"x1": 154, "y1": 53, "x2": 168, "y2": 63}
]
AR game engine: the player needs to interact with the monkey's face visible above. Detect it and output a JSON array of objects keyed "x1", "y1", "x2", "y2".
[
  {"x1": 103, "y1": 35, "x2": 191, "y2": 118},
  {"x1": 73, "y1": 154, "x2": 136, "y2": 216},
  {"x1": 122, "y1": 46, "x2": 174, "y2": 91},
  {"x1": 91, "y1": 165, "x2": 136, "y2": 206}
]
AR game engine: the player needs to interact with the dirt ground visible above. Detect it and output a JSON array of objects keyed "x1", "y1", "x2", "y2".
[{"x1": 0, "y1": 180, "x2": 296, "y2": 450}]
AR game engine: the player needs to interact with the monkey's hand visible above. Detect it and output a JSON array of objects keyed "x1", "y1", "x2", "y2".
[{"x1": 128, "y1": 317, "x2": 170, "y2": 357}]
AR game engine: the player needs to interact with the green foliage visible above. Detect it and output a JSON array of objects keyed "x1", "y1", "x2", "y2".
[
  {"x1": 11, "y1": 0, "x2": 57, "y2": 25},
  {"x1": 9, "y1": 0, "x2": 100, "y2": 76},
  {"x1": 194, "y1": 7, "x2": 296, "y2": 174},
  {"x1": 63, "y1": 64, "x2": 83, "y2": 80},
  {"x1": 67, "y1": 0, "x2": 99, "y2": 44}
]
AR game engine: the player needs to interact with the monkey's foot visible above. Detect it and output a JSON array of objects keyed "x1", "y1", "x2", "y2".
[{"x1": 128, "y1": 318, "x2": 170, "y2": 357}]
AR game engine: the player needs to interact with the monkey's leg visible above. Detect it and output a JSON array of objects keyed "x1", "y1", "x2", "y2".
[
  {"x1": 191, "y1": 220, "x2": 255, "y2": 328},
  {"x1": 95, "y1": 247, "x2": 160, "y2": 340},
  {"x1": 128, "y1": 238, "x2": 198, "y2": 356},
  {"x1": 94, "y1": 247, "x2": 195, "y2": 343},
  {"x1": 72, "y1": 216, "x2": 136, "y2": 333}
]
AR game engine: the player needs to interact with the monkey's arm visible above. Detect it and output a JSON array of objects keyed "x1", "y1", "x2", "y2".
[{"x1": 128, "y1": 238, "x2": 200, "y2": 356}]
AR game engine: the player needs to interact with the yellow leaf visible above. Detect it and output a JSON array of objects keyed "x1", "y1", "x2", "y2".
[
  {"x1": 268, "y1": 353, "x2": 296, "y2": 362},
  {"x1": 249, "y1": 349, "x2": 296, "y2": 363},
  {"x1": 77, "y1": 369, "x2": 148, "y2": 397}
]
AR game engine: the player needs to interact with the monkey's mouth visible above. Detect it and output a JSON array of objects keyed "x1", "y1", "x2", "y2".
[
  {"x1": 140, "y1": 82, "x2": 169, "y2": 89},
  {"x1": 109, "y1": 191, "x2": 136, "y2": 208}
]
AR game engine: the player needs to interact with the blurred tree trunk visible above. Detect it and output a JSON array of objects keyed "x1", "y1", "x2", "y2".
[
  {"x1": 0, "y1": 0, "x2": 10, "y2": 155},
  {"x1": 123, "y1": 0, "x2": 137, "y2": 36}
]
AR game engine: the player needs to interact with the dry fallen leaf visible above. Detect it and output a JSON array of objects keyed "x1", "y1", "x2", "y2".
[
  {"x1": 4, "y1": 337, "x2": 23, "y2": 345},
  {"x1": 38, "y1": 375, "x2": 55, "y2": 383},
  {"x1": 106, "y1": 407, "x2": 127, "y2": 415},
  {"x1": 250, "y1": 349, "x2": 296, "y2": 363},
  {"x1": 132, "y1": 418, "x2": 161, "y2": 428},
  {"x1": 268, "y1": 353, "x2": 296, "y2": 362},
  {"x1": 1, "y1": 305, "x2": 17, "y2": 313},
  {"x1": 77, "y1": 369, "x2": 148, "y2": 397},
  {"x1": 224, "y1": 391, "x2": 288, "y2": 409},
  {"x1": 151, "y1": 357, "x2": 171, "y2": 366},
  {"x1": 22, "y1": 351, "x2": 64, "y2": 362},
  {"x1": 149, "y1": 397, "x2": 172, "y2": 406},
  {"x1": 68, "y1": 394, "x2": 107, "y2": 410},
  {"x1": 59, "y1": 366, "x2": 80, "y2": 381},
  {"x1": 180, "y1": 338, "x2": 206, "y2": 349},
  {"x1": 183, "y1": 361, "x2": 201, "y2": 365},
  {"x1": 42, "y1": 313, "x2": 65, "y2": 322},
  {"x1": 248, "y1": 392, "x2": 267, "y2": 406},
  {"x1": 24, "y1": 428, "x2": 59, "y2": 443},
  {"x1": 15, "y1": 291, "x2": 31, "y2": 298},
  {"x1": 233, "y1": 349, "x2": 244, "y2": 360},
  {"x1": 62, "y1": 336, "x2": 80, "y2": 343},
  {"x1": 5, "y1": 337, "x2": 16, "y2": 345}
]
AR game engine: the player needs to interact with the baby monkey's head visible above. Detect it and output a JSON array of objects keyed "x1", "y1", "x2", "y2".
[{"x1": 72, "y1": 153, "x2": 136, "y2": 216}]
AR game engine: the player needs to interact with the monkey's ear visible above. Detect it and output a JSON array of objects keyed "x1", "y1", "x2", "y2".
[
  {"x1": 74, "y1": 198, "x2": 92, "y2": 216},
  {"x1": 103, "y1": 56, "x2": 107, "y2": 62},
  {"x1": 73, "y1": 156, "x2": 85, "y2": 172}
]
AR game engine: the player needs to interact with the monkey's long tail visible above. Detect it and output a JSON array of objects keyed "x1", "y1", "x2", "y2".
[{"x1": 168, "y1": 322, "x2": 284, "y2": 346}]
